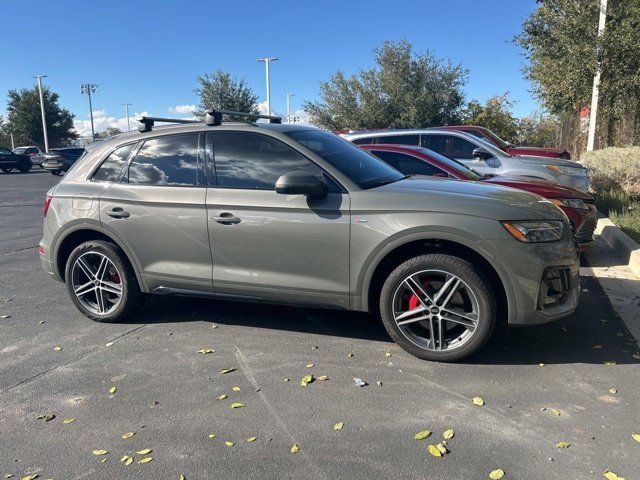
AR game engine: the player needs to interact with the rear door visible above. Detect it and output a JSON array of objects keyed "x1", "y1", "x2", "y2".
[
  {"x1": 206, "y1": 130, "x2": 351, "y2": 308},
  {"x1": 98, "y1": 133, "x2": 212, "y2": 293}
]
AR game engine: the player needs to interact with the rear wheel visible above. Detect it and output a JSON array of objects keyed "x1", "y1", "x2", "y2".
[
  {"x1": 65, "y1": 240, "x2": 142, "y2": 323},
  {"x1": 17, "y1": 160, "x2": 31, "y2": 173},
  {"x1": 51, "y1": 170, "x2": 61, "y2": 176},
  {"x1": 380, "y1": 254, "x2": 496, "y2": 362},
  {"x1": 1, "y1": 168, "x2": 10, "y2": 173}
]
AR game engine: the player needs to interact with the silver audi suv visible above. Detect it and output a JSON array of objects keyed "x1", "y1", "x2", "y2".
[
  {"x1": 40, "y1": 111, "x2": 580, "y2": 362},
  {"x1": 344, "y1": 128, "x2": 589, "y2": 191}
]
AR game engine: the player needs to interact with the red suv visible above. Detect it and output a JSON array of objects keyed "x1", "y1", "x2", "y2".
[
  {"x1": 430, "y1": 126, "x2": 571, "y2": 160},
  {"x1": 362, "y1": 144, "x2": 596, "y2": 249}
]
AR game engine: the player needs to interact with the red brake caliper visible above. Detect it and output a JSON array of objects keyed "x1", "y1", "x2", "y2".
[{"x1": 408, "y1": 280, "x2": 430, "y2": 310}]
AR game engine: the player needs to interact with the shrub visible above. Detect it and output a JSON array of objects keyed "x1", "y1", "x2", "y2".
[
  {"x1": 594, "y1": 189, "x2": 632, "y2": 216},
  {"x1": 581, "y1": 146, "x2": 640, "y2": 195}
]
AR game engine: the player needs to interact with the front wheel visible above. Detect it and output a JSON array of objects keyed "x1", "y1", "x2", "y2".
[
  {"x1": 65, "y1": 240, "x2": 142, "y2": 322},
  {"x1": 17, "y1": 161, "x2": 31, "y2": 173},
  {"x1": 380, "y1": 254, "x2": 496, "y2": 362},
  {"x1": 50, "y1": 170, "x2": 61, "y2": 176},
  {"x1": 1, "y1": 168, "x2": 11, "y2": 173}
]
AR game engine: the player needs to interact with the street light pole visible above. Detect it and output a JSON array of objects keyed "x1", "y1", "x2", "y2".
[
  {"x1": 80, "y1": 83, "x2": 99, "y2": 140},
  {"x1": 257, "y1": 57, "x2": 278, "y2": 116},
  {"x1": 34, "y1": 74, "x2": 49, "y2": 153},
  {"x1": 586, "y1": 0, "x2": 608, "y2": 152},
  {"x1": 284, "y1": 93, "x2": 295, "y2": 124},
  {"x1": 122, "y1": 103, "x2": 132, "y2": 132}
]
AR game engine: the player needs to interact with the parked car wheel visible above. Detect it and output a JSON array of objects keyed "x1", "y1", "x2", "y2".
[
  {"x1": 379, "y1": 254, "x2": 496, "y2": 362},
  {"x1": 65, "y1": 240, "x2": 142, "y2": 323},
  {"x1": 17, "y1": 160, "x2": 31, "y2": 173},
  {"x1": 51, "y1": 170, "x2": 61, "y2": 176},
  {"x1": 1, "y1": 168, "x2": 11, "y2": 173}
]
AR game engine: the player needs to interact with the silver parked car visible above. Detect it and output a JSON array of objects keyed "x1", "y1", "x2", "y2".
[
  {"x1": 344, "y1": 129, "x2": 589, "y2": 191},
  {"x1": 40, "y1": 111, "x2": 580, "y2": 362}
]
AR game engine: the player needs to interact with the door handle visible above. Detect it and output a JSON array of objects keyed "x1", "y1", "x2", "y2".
[
  {"x1": 213, "y1": 212, "x2": 241, "y2": 225},
  {"x1": 107, "y1": 207, "x2": 130, "y2": 219}
]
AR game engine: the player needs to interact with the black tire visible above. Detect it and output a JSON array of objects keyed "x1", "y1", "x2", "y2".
[
  {"x1": 51, "y1": 170, "x2": 61, "y2": 176},
  {"x1": 65, "y1": 240, "x2": 142, "y2": 323},
  {"x1": 1, "y1": 168, "x2": 10, "y2": 173},
  {"x1": 17, "y1": 160, "x2": 31, "y2": 173},
  {"x1": 379, "y1": 253, "x2": 496, "y2": 362}
]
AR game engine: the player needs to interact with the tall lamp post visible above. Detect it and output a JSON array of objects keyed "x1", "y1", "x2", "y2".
[
  {"x1": 80, "y1": 83, "x2": 99, "y2": 140},
  {"x1": 284, "y1": 93, "x2": 295, "y2": 124},
  {"x1": 34, "y1": 74, "x2": 49, "y2": 153},
  {"x1": 122, "y1": 103, "x2": 132, "y2": 132},
  {"x1": 257, "y1": 57, "x2": 278, "y2": 116}
]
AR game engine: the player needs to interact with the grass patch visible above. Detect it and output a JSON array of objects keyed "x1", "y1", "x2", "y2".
[{"x1": 595, "y1": 189, "x2": 640, "y2": 244}]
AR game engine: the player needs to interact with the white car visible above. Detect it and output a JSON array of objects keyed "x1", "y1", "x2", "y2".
[
  {"x1": 344, "y1": 129, "x2": 589, "y2": 192},
  {"x1": 13, "y1": 146, "x2": 45, "y2": 167}
]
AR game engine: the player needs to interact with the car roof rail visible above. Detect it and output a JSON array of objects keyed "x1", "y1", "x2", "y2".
[
  {"x1": 205, "y1": 109, "x2": 282, "y2": 126},
  {"x1": 136, "y1": 116, "x2": 201, "y2": 133}
]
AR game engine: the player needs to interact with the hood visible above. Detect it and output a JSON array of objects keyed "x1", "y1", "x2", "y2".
[
  {"x1": 357, "y1": 176, "x2": 566, "y2": 222},
  {"x1": 516, "y1": 154, "x2": 586, "y2": 170},
  {"x1": 510, "y1": 146, "x2": 565, "y2": 155},
  {"x1": 483, "y1": 175, "x2": 593, "y2": 201}
]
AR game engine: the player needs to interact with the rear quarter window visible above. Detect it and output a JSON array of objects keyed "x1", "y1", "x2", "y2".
[{"x1": 92, "y1": 144, "x2": 136, "y2": 182}]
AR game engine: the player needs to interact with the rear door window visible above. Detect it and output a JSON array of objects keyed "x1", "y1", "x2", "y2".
[
  {"x1": 370, "y1": 150, "x2": 447, "y2": 176},
  {"x1": 422, "y1": 134, "x2": 477, "y2": 159}
]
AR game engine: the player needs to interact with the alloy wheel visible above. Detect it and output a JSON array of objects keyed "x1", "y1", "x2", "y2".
[{"x1": 71, "y1": 252, "x2": 123, "y2": 315}]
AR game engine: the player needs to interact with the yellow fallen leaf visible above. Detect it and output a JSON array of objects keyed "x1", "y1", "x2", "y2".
[
  {"x1": 63, "y1": 418, "x2": 75, "y2": 424},
  {"x1": 100, "y1": 458, "x2": 107, "y2": 463},
  {"x1": 384, "y1": 352, "x2": 392, "y2": 357},
  {"x1": 347, "y1": 353, "x2": 353, "y2": 357},
  {"x1": 109, "y1": 386, "x2": 117, "y2": 394},
  {"x1": 435, "y1": 443, "x2": 448, "y2": 454},
  {"x1": 208, "y1": 434, "x2": 216, "y2": 438},
  {"x1": 54, "y1": 346, "x2": 62, "y2": 351},
  {"x1": 414, "y1": 430, "x2": 432, "y2": 440},
  {"x1": 180, "y1": 476, "x2": 186, "y2": 480},
  {"x1": 631, "y1": 433, "x2": 640, "y2": 442},
  {"x1": 317, "y1": 375, "x2": 330, "y2": 381},
  {"x1": 219, "y1": 368, "x2": 236, "y2": 374},
  {"x1": 489, "y1": 469, "x2": 505, "y2": 479},
  {"x1": 246, "y1": 436, "x2": 257, "y2": 442},
  {"x1": 121, "y1": 432, "x2": 135, "y2": 439},
  {"x1": 211, "y1": 324, "x2": 218, "y2": 329},
  {"x1": 376, "y1": 381, "x2": 382, "y2": 386},
  {"x1": 539, "y1": 363, "x2": 545, "y2": 367},
  {"x1": 36, "y1": 413, "x2": 55, "y2": 421},
  {"x1": 230, "y1": 402, "x2": 245, "y2": 409},
  {"x1": 290, "y1": 444, "x2": 299, "y2": 454},
  {"x1": 300, "y1": 374, "x2": 314, "y2": 387},
  {"x1": 225, "y1": 441, "x2": 234, "y2": 447},
  {"x1": 136, "y1": 448, "x2": 152, "y2": 455},
  {"x1": 105, "y1": 342, "x2": 114, "y2": 347},
  {"x1": 196, "y1": 348, "x2": 215, "y2": 354},
  {"x1": 217, "y1": 394, "x2": 227, "y2": 400},
  {"x1": 603, "y1": 361, "x2": 617, "y2": 366},
  {"x1": 472, "y1": 396, "x2": 485, "y2": 406},
  {"x1": 443, "y1": 429, "x2": 455, "y2": 440},
  {"x1": 427, "y1": 444, "x2": 442, "y2": 457},
  {"x1": 334, "y1": 422, "x2": 344, "y2": 431},
  {"x1": 551, "y1": 408, "x2": 561, "y2": 417},
  {"x1": 556, "y1": 441, "x2": 570, "y2": 448},
  {"x1": 609, "y1": 388, "x2": 617, "y2": 394},
  {"x1": 306, "y1": 363, "x2": 314, "y2": 368},
  {"x1": 20, "y1": 476, "x2": 38, "y2": 480},
  {"x1": 138, "y1": 457, "x2": 153, "y2": 464},
  {"x1": 603, "y1": 470, "x2": 625, "y2": 480},
  {"x1": 120, "y1": 455, "x2": 133, "y2": 464},
  {"x1": 92, "y1": 449, "x2": 108, "y2": 455},
  {"x1": 232, "y1": 386, "x2": 240, "y2": 391}
]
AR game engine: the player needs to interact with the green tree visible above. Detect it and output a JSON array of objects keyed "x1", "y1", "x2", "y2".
[
  {"x1": 304, "y1": 40, "x2": 468, "y2": 130},
  {"x1": 194, "y1": 70, "x2": 259, "y2": 121},
  {"x1": 0, "y1": 115, "x2": 10, "y2": 147},
  {"x1": 96, "y1": 127, "x2": 123, "y2": 139},
  {"x1": 517, "y1": 112, "x2": 561, "y2": 147},
  {"x1": 6, "y1": 86, "x2": 76, "y2": 148},
  {"x1": 462, "y1": 93, "x2": 519, "y2": 142}
]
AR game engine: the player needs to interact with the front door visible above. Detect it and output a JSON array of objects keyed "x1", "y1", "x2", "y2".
[{"x1": 206, "y1": 131, "x2": 350, "y2": 308}]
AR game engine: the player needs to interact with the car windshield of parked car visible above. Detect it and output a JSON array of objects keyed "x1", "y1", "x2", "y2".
[
  {"x1": 285, "y1": 129, "x2": 405, "y2": 189},
  {"x1": 470, "y1": 135, "x2": 512, "y2": 158},
  {"x1": 485, "y1": 130, "x2": 512, "y2": 149},
  {"x1": 416, "y1": 148, "x2": 483, "y2": 180}
]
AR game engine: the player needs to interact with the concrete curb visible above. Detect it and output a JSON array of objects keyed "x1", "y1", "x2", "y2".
[{"x1": 594, "y1": 213, "x2": 640, "y2": 278}]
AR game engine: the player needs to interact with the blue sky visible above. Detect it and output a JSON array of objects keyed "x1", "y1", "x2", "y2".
[{"x1": 0, "y1": 0, "x2": 539, "y2": 135}]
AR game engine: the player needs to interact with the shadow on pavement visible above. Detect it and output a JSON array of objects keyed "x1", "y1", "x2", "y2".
[{"x1": 122, "y1": 274, "x2": 639, "y2": 366}]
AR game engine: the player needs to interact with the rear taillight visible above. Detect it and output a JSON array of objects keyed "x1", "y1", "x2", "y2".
[{"x1": 43, "y1": 195, "x2": 53, "y2": 217}]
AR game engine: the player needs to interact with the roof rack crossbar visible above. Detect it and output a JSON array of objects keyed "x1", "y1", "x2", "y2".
[
  {"x1": 136, "y1": 116, "x2": 200, "y2": 133},
  {"x1": 205, "y1": 109, "x2": 282, "y2": 126}
]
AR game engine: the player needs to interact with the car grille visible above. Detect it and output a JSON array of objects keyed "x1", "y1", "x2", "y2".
[{"x1": 576, "y1": 214, "x2": 597, "y2": 245}]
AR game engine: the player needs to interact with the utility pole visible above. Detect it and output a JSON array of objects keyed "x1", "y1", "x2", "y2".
[
  {"x1": 80, "y1": 83, "x2": 99, "y2": 140},
  {"x1": 586, "y1": 0, "x2": 607, "y2": 152},
  {"x1": 257, "y1": 57, "x2": 278, "y2": 116},
  {"x1": 122, "y1": 103, "x2": 132, "y2": 132},
  {"x1": 284, "y1": 93, "x2": 295, "y2": 124},
  {"x1": 33, "y1": 74, "x2": 49, "y2": 153},
  {"x1": 10, "y1": 132, "x2": 15, "y2": 150}
]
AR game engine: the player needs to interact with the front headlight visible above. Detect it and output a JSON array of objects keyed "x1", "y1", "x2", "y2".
[
  {"x1": 502, "y1": 221, "x2": 564, "y2": 243},
  {"x1": 550, "y1": 198, "x2": 590, "y2": 210},
  {"x1": 544, "y1": 165, "x2": 587, "y2": 176}
]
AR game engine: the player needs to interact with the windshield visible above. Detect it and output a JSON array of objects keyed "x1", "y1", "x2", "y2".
[
  {"x1": 416, "y1": 147, "x2": 483, "y2": 180},
  {"x1": 484, "y1": 129, "x2": 511, "y2": 149},
  {"x1": 285, "y1": 129, "x2": 405, "y2": 189}
]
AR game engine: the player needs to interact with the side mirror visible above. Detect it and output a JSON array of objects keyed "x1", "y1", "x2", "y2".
[
  {"x1": 472, "y1": 147, "x2": 493, "y2": 161},
  {"x1": 275, "y1": 171, "x2": 327, "y2": 198}
]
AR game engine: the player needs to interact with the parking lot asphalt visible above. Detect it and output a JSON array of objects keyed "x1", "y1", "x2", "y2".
[{"x1": 1, "y1": 170, "x2": 639, "y2": 480}]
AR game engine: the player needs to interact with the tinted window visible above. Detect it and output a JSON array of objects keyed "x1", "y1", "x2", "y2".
[
  {"x1": 285, "y1": 129, "x2": 404, "y2": 189},
  {"x1": 422, "y1": 134, "x2": 477, "y2": 159},
  {"x1": 370, "y1": 150, "x2": 447, "y2": 177},
  {"x1": 92, "y1": 143, "x2": 135, "y2": 182},
  {"x1": 13, "y1": 147, "x2": 27, "y2": 154},
  {"x1": 212, "y1": 131, "x2": 324, "y2": 190},
  {"x1": 375, "y1": 134, "x2": 420, "y2": 146},
  {"x1": 25, "y1": 148, "x2": 38, "y2": 154},
  {"x1": 128, "y1": 134, "x2": 200, "y2": 186},
  {"x1": 0, "y1": 147, "x2": 11, "y2": 154},
  {"x1": 351, "y1": 137, "x2": 373, "y2": 145}
]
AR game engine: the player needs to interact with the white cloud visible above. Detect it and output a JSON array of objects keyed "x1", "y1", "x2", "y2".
[
  {"x1": 168, "y1": 104, "x2": 196, "y2": 114},
  {"x1": 73, "y1": 110, "x2": 149, "y2": 137}
]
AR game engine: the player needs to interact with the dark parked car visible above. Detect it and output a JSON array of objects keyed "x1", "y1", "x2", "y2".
[
  {"x1": 42, "y1": 148, "x2": 86, "y2": 175},
  {"x1": 361, "y1": 144, "x2": 597, "y2": 250},
  {"x1": 0, "y1": 146, "x2": 32, "y2": 173}
]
